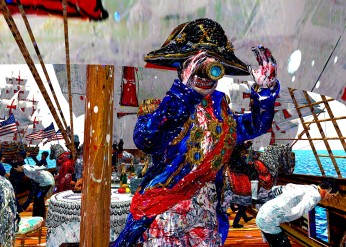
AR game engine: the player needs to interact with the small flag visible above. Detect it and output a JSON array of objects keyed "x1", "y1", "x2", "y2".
[
  {"x1": 50, "y1": 130, "x2": 64, "y2": 141},
  {"x1": 42, "y1": 122, "x2": 56, "y2": 139},
  {"x1": 0, "y1": 114, "x2": 18, "y2": 137},
  {"x1": 25, "y1": 129, "x2": 43, "y2": 140},
  {"x1": 43, "y1": 130, "x2": 64, "y2": 145}
]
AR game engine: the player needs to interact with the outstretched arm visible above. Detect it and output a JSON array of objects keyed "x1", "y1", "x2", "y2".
[{"x1": 234, "y1": 45, "x2": 280, "y2": 144}]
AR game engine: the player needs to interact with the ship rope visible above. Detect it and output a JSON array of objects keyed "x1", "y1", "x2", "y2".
[
  {"x1": 15, "y1": 0, "x2": 69, "y2": 131},
  {"x1": 0, "y1": 0, "x2": 72, "y2": 148}
]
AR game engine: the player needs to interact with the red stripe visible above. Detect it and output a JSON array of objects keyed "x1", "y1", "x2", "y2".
[
  {"x1": 144, "y1": 63, "x2": 177, "y2": 71},
  {"x1": 0, "y1": 124, "x2": 17, "y2": 137}
]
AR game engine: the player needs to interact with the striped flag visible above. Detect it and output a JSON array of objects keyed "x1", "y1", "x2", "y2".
[
  {"x1": 51, "y1": 130, "x2": 64, "y2": 141},
  {"x1": 0, "y1": 114, "x2": 18, "y2": 137},
  {"x1": 25, "y1": 129, "x2": 43, "y2": 140},
  {"x1": 42, "y1": 122, "x2": 56, "y2": 139},
  {"x1": 42, "y1": 130, "x2": 64, "y2": 145}
]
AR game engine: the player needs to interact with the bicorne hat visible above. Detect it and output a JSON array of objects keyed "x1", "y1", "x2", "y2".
[{"x1": 144, "y1": 18, "x2": 249, "y2": 76}]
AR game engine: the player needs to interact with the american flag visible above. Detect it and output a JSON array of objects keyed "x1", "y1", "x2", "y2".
[
  {"x1": 50, "y1": 130, "x2": 64, "y2": 141},
  {"x1": 42, "y1": 130, "x2": 64, "y2": 145},
  {"x1": 25, "y1": 129, "x2": 43, "y2": 140},
  {"x1": 42, "y1": 122, "x2": 56, "y2": 139},
  {"x1": 0, "y1": 114, "x2": 18, "y2": 137}
]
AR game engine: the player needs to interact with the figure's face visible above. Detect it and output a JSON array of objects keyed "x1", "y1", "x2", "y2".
[
  {"x1": 320, "y1": 188, "x2": 337, "y2": 200},
  {"x1": 180, "y1": 52, "x2": 221, "y2": 96},
  {"x1": 189, "y1": 57, "x2": 219, "y2": 96}
]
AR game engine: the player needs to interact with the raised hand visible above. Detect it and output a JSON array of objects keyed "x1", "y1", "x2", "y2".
[
  {"x1": 180, "y1": 51, "x2": 220, "y2": 96},
  {"x1": 180, "y1": 51, "x2": 208, "y2": 85},
  {"x1": 249, "y1": 45, "x2": 277, "y2": 88}
]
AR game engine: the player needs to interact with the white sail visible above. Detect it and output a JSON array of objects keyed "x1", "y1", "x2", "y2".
[
  {"x1": 0, "y1": 74, "x2": 36, "y2": 118},
  {"x1": 53, "y1": 64, "x2": 87, "y2": 118},
  {"x1": 0, "y1": 98, "x2": 10, "y2": 120},
  {"x1": 6, "y1": 75, "x2": 28, "y2": 86},
  {"x1": 18, "y1": 100, "x2": 37, "y2": 116},
  {"x1": 0, "y1": 84, "x2": 30, "y2": 100}
]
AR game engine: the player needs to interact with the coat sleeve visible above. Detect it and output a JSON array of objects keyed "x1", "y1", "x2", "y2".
[
  {"x1": 133, "y1": 79, "x2": 203, "y2": 155},
  {"x1": 0, "y1": 164, "x2": 6, "y2": 176},
  {"x1": 234, "y1": 81, "x2": 280, "y2": 144}
]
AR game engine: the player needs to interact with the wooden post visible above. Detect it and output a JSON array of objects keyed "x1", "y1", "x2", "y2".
[{"x1": 80, "y1": 65, "x2": 114, "y2": 246}]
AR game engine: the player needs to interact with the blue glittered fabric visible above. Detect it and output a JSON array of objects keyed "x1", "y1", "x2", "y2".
[{"x1": 113, "y1": 79, "x2": 280, "y2": 246}]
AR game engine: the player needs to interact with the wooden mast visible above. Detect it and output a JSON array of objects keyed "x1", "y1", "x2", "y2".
[
  {"x1": 62, "y1": 0, "x2": 76, "y2": 159},
  {"x1": 80, "y1": 65, "x2": 114, "y2": 247}
]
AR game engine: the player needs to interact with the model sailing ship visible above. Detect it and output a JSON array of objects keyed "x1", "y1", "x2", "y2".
[{"x1": 0, "y1": 72, "x2": 43, "y2": 160}]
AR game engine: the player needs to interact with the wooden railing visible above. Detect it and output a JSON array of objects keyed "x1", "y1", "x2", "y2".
[{"x1": 265, "y1": 174, "x2": 346, "y2": 246}]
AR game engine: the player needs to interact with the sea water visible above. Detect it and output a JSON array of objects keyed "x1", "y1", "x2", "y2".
[
  {"x1": 293, "y1": 149, "x2": 346, "y2": 243},
  {"x1": 293, "y1": 150, "x2": 346, "y2": 177}
]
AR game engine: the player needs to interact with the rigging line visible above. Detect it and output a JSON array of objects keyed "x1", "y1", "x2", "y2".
[
  {"x1": 0, "y1": 0, "x2": 72, "y2": 149},
  {"x1": 15, "y1": 0, "x2": 68, "y2": 131},
  {"x1": 61, "y1": 91, "x2": 85, "y2": 96},
  {"x1": 311, "y1": 24, "x2": 346, "y2": 92},
  {"x1": 295, "y1": 140, "x2": 324, "y2": 151},
  {"x1": 63, "y1": 0, "x2": 76, "y2": 160}
]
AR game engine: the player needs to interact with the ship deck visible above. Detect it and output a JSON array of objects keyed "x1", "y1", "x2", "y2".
[{"x1": 17, "y1": 204, "x2": 302, "y2": 246}]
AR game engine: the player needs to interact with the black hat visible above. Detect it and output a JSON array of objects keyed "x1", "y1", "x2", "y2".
[
  {"x1": 144, "y1": 18, "x2": 249, "y2": 76},
  {"x1": 320, "y1": 177, "x2": 339, "y2": 194},
  {"x1": 42, "y1": 151, "x2": 49, "y2": 158}
]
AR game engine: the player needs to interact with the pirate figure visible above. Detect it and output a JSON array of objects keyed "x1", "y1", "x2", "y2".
[{"x1": 113, "y1": 18, "x2": 280, "y2": 246}]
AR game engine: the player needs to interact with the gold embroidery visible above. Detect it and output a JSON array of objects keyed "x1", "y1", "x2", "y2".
[
  {"x1": 171, "y1": 119, "x2": 192, "y2": 146},
  {"x1": 211, "y1": 156, "x2": 223, "y2": 170},
  {"x1": 175, "y1": 33, "x2": 186, "y2": 44},
  {"x1": 225, "y1": 40, "x2": 235, "y2": 52},
  {"x1": 186, "y1": 146, "x2": 205, "y2": 165},
  {"x1": 198, "y1": 25, "x2": 212, "y2": 42},
  {"x1": 209, "y1": 121, "x2": 222, "y2": 139},
  {"x1": 225, "y1": 95, "x2": 231, "y2": 105},
  {"x1": 137, "y1": 98, "x2": 161, "y2": 116},
  {"x1": 189, "y1": 126, "x2": 204, "y2": 143}
]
